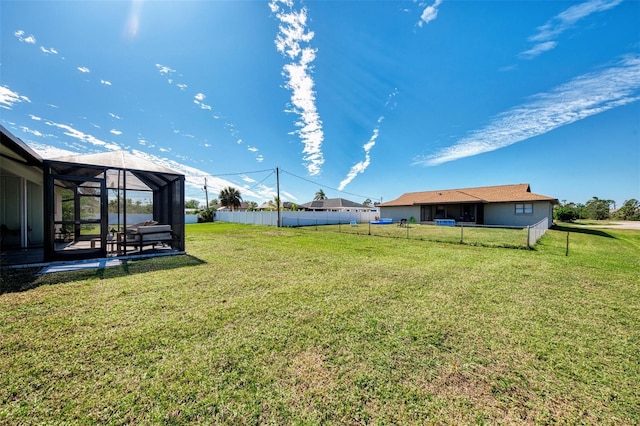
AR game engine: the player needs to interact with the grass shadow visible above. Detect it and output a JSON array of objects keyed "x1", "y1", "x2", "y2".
[
  {"x1": 551, "y1": 224, "x2": 616, "y2": 239},
  {"x1": 0, "y1": 254, "x2": 206, "y2": 295}
]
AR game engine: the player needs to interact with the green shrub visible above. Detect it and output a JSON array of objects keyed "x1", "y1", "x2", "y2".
[{"x1": 197, "y1": 208, "x2": 216, "y2": 223}]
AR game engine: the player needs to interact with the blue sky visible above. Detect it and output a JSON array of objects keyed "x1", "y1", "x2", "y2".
[{"x1": 1, "y1": 0, "x2": 639, "y2": 207}]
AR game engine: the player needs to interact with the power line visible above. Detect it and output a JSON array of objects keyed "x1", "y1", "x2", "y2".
[
  {"x1": 280, "y1": 168, "x2": 380, "y2": 202},
  {"x1": 187, "y1": 168, "x2": 275, "y2": 178},
  {"x1": 246, "y1": 171, "x2": 275, "y2": 194}
]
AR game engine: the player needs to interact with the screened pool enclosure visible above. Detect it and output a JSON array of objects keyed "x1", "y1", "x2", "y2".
[{"x1": 42, "y1": 151, "x2": 185, "y2": 262}]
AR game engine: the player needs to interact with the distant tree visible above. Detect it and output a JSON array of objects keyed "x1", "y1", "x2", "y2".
[
  {"x1": 554, "y1": 201, "x2": 579, "y2": 222},
  {"x1": 247, "y1": 201, "x2": 258, "y2": 211},
  {"x1": 185, "y1": 199, "x2": 200, "y2": 209},
  {"x1": 209, "y1": 198, "x2": 219, "y2": 208},
  {"x1": 583, "y1": 197, "x2": 611, "y2": 220},
  {"x1": 614, "y1": 199, "x2": 640, "y2": 221},
  {"x1": 363, "y1": 198, "x2": 372, "y2": 206},
  {"x1": 219, "y1": 186, "x2": 242, "y2": 211},
  {"x1": 314, "y1": 189, "x2": 327, "y2": 200}
]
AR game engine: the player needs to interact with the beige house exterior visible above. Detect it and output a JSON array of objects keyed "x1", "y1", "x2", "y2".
[{"x1": 379, "y1": 184, "x2": 557, "y2": 228}]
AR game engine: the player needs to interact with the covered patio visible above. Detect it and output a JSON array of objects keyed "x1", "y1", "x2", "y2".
[
  {"x1": 1, "y1": 125, "x2": 185, "y2": 266},
  {"x1": 43, "y1": 151, "x2": 185, "y2": 262}
]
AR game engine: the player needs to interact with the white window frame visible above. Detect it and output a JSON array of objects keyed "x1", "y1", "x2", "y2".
[{"x1": 515, "y1": 203, "x2": 533, "y2": 214}]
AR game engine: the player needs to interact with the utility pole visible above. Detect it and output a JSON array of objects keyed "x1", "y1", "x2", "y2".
[
  {"x1": 276, "y1": 167, "x2": 281, "y2": 227},
  {"x1": 203, "y1": 177, "x2": 209, "y2": 208}
]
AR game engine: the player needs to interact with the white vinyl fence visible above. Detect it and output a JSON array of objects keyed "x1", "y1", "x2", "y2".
[
  {"x1": 215, "y1": 210, "x2": 379, "y2": 227},
  {"x1": 527, "y1": 217, "x2": 550, "y2": 248}
]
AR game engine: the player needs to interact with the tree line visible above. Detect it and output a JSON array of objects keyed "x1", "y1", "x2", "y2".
[
  {"x1": 187, "y1": 187, "x2": 377, "y2": 222},
  {"x1": 554, "y1": 197, "x2": 640, "y2": 222}
]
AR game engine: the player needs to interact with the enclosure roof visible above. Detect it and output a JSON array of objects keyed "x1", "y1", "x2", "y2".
[
  {"x1": 380, "y1": 184, "x2": 558, "y2": 206},
  {"x1": 1, "y1": 124, "x2": 43, "y2": 166},
  {"x1": 49, "y1": 150, "x2": 181, "y2": 175}
]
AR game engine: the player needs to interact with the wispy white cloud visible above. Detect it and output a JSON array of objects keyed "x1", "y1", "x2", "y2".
[
  {"x1": 101, "y1": 80, "x2": 112, "y2": 86},
  {"x1": 418, "y1": 0, "x2": 443, "y2": 27},
  {"x1": 110, "y1": 129, "x2": 122, "y2": 136},
  {"x1": 14, "y1": 30, "x2": 36, "y2": 44},
  {"x1": 338, "y1": 116, "x2": 384, "y2": 191},
  {"x1": 519, "y1": 41, "x2": 557, "y2": 59},
  {"x1": 416, "y1": 54, "x2": 640, "y2": 166},
  {"x1": 338, "y1": 89, "x2": 398, "y2": 189},
  {"x1": 384, "y1": 88, "x2": 400, "y2": 109},
  {"x1": 109, "y1": 113, "x2": 122, "y2": 119},
  {"x1": 256, "y1": 155, "x2": 264, "y2": 163},
  {"x1": 155, "y1": 64, "x2": 175, "y2": 75},
  {"x1": 29, "y1": 114, "x2": 42, "y2": 121},
  {"x1": 520, "y1": 0, "x2": 623, "y2": 59},
  {"x1": 0, "y1": 86, "x2": 31, "y2": 109},
  {"x1": 241, "y1": 175, "x2": 257, "y2": 183},
  {"x1": 77, "y1": 66, "x2": 90, "y2": 73},
  {"x1": 270, "y1": 0, "x2": 324, "y2": 176},
  {"x1": 247, "y1": 146, "x2": 259, "y2": 152},
  {"x1": 128, "y1": 149, "x2": 266, "y2": 200},
  {"x1": 177, "y1": 83, "x2": 187, "y2": 90},
  {"x1": 19, "y1": 126, "x2": 43, "y2": 137},
  {"x1": 29, "y1": 143, "x2": 76, "y2": 159},
  {"x1": 40, "y1": 46, "x2": 58, "y2": 54},
  {"x1": 193, "y1": 93, "x2": 212, "y2": 110},
  {"x1": 44, "y1": 121, "x2": 121, "y2": 151}
]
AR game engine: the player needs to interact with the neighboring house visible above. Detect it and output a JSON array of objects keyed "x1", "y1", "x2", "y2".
[
  {"x1": 215, "y1": 202, "x2": 250, "y2": 212},
  {"x1": 256, "y1": 201, "x2": 296, "y2": 211},
  {"x1": 298, "y1": 198, "x2": 374, "y2": 212},
  {"x1": 379, "y1": 184, "x2": 558, "y2": 228},
  {"x1": 1, "y1": 125, "x2": 186, "y2": 264}
]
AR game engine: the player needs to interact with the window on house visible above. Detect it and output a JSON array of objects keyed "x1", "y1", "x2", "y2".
[{"x1": 515, "y1": 203, "x2": 533, "y2": 214}]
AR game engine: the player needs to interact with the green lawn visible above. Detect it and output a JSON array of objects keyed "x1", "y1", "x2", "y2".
[
  {"x1": 300, "y1": 222, "x2": 531, "y2": 248},
  {"x1": 1, "y1": 223, "x2": 638, "y2": 424}
]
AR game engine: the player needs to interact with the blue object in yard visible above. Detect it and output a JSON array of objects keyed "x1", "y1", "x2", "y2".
[
  {"x1": 370, "y1": 218, "x2": 394, "y2": 225},
  {"x1": 435, "y1": 219, "x2": 456, "y2": 226}
]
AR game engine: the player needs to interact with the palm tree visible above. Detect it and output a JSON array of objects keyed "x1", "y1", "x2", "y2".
[
  {"x1": 363, "y1": 198, "x2": 371, "y2": 206},
  {"x1": 219, "y1": 186, "x2": 242, "y2": 211},
  {"x1": 314, "y1": 189, "x2": 327, "y2": 200}
]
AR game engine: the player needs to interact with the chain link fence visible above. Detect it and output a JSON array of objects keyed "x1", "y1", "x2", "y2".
[{"x1": 296, "y1": 218, "x2": 550, "y2": 249}]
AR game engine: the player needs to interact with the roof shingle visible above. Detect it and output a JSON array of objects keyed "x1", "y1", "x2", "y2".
[{"x1": 380, "y1": 184, "x2": 557, "y2": 206}]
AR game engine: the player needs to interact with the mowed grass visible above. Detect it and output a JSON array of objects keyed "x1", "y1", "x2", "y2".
[
  {"x1": 1, "y1": 223, "x2": 638, "y2": 424},
  {"x1": 300, "y1": 222, "x2": 531, "y2": 248}
]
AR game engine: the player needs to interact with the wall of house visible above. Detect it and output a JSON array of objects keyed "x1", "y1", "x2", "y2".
[
  {"x1": 378, "y1": 206, "x2": 421, "y2": 222},
  {"x1": 484, "y1": 201, "x2": 553, "y2": 227},
  {"x1": 0, "y1": 175, "x2": 44, "y2": 247}
]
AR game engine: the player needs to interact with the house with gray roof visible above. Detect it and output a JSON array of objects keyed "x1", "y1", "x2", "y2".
[{"x1": 298, "y1": 198, "x2": 373, "y2": 212}]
